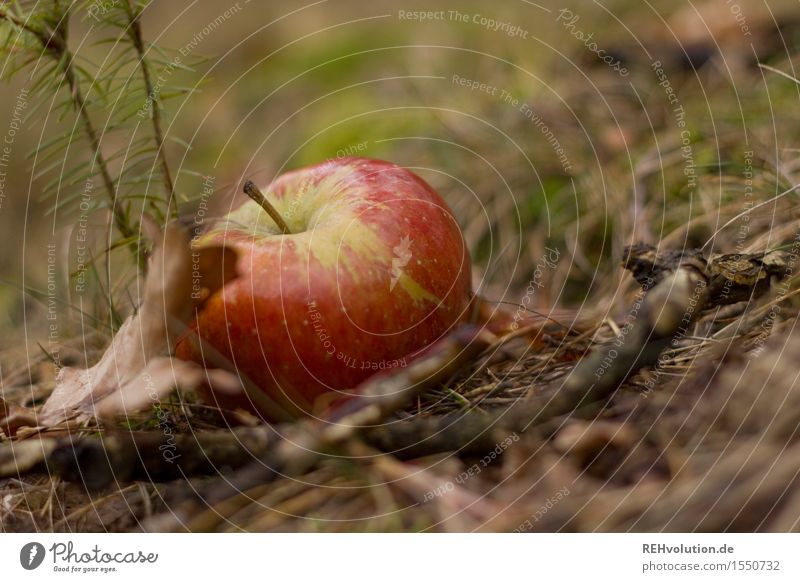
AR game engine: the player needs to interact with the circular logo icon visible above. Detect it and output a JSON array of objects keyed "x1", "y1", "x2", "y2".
[{"x1": 19, "y1": 542, "x2": 46, "y2": 570}]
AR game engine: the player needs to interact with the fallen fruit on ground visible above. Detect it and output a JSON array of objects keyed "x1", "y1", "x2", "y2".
[{"x1": 176, "y1": 157, "x2": 472, "y2": 418}]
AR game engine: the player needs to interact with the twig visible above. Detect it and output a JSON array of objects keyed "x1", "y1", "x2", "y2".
[
  {"x1": 140, "y1": 325, "x2": 493, "y2": 531},
  {"x1": 47, "y1": 428, "x2": 276, "y2": 491},
  {"x1": 123, "y1": 0, "x2": 175, "y2": 219}
]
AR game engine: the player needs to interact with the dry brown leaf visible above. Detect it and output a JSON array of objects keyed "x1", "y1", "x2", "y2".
[
  {"x1": 36, "y1": 223, "x2": 241, "y2": 427},
  {"x1": 0, "y1": 397, "x2": 36, "y2": 437},
  {"x1": 93, "y1": 357, "x2": 242, "y2": 419}
]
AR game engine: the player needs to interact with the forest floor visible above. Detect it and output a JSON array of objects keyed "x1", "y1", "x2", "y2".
[{"x1": 2, "y1": 0, "x2": 800, "y2": 532}]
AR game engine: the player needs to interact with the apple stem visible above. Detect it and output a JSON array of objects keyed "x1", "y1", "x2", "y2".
[{"x1": 243, "y1": 179, "x2": 293, "y2": 235}]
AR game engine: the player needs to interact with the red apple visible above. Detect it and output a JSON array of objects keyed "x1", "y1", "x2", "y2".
[{"x1": 176, "y1": 157, "x2": 472, "y2": 419}]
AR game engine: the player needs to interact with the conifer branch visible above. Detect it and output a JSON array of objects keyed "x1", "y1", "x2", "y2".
[
  {"x1": 123, "y1": 0, "x2": 176, "y2": 219},
  {"x1": 0, "y1": 3, "x2": 144, "y2": 269}
]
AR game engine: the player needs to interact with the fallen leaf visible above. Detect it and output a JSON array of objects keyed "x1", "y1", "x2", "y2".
[
  {"x1": 0, "y1": 397, "x2": 36, "y2": 437},
  {"x1": 36, "y1": 223, "x2": 241, "y2": 427}
]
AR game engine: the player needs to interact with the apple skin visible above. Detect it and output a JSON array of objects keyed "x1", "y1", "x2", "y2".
[{"x1": 176, "y1": 157, "x2": 472, "y2": 419}]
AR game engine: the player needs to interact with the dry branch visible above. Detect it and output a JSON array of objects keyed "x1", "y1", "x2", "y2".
[{"x1": 139, "y1": 325, "x2": 493, "y2": 531}]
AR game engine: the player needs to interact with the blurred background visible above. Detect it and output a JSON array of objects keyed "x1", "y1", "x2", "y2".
[{"x1": 1, "y1": 0, "x2": 799, "y2": 359}]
